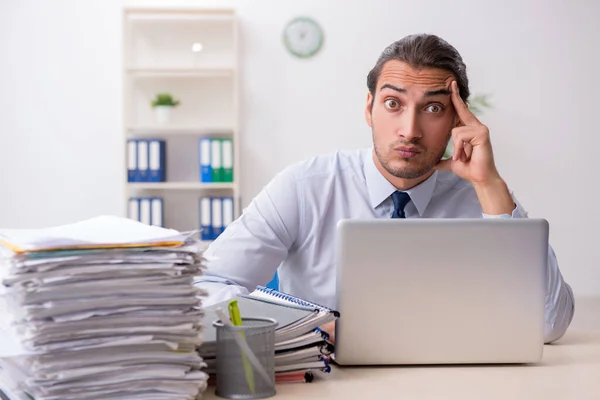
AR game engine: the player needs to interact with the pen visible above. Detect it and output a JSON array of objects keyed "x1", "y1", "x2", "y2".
[{"x1": 228, "y1": 300, "x2": 256, "y2": 394}]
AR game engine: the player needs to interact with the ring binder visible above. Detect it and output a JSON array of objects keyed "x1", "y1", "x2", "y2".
[{"x1": 254, "y1": 286, "x2": 340, "y2": 317}]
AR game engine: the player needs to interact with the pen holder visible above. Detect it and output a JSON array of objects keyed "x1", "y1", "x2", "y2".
[{"x1": 214, "y1": 317, "x2": 278, "y2": 399}]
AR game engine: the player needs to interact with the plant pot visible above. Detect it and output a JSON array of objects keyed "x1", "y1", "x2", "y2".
[{"x1": 154, "y1": 106, "x2": 173, "y2": 125}]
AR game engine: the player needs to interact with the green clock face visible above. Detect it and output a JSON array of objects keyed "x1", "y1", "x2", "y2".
[{"x1": 283, "y1": 17, "x2": 324, "y2": 58}]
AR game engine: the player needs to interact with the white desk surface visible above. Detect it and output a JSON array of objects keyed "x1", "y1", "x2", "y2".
[{"x1": 202, "y1": 297, "x2": 600, "y2": 400}]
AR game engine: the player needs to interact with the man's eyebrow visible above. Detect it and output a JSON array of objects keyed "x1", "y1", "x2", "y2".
[
  {"x1": 424, "y1": 88, "x2": 452, "y2": 97},
  {"x1": 379, "y1": 84, "x2": 406, "y2": 94},
  {"x1": 379, "y1": 84, "x2": 451, "y2": 97}
]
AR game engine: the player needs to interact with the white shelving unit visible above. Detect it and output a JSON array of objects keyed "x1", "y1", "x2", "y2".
[
  {"x1": 128, "y1": 182, "x2": 236, "y2": 190},
  {"x1": 122, "y1": 8, "x2": 239, "y2": 234}
]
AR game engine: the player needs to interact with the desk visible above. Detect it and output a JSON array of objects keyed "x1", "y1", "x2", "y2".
[{"x1": 202, "y1": 297, "x2": 600, "y2": 399}]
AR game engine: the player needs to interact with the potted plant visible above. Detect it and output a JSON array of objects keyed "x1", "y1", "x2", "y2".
[{"x1": 151, "y1": 93, "x2": 180, "y2": 125}]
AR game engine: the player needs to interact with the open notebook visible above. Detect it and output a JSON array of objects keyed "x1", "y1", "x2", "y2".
[{"x1": 199, "y1": 286, "x2": 339, "y2": 357}]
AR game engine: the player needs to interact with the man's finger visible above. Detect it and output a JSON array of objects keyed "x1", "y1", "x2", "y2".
[
  {"x1": 321, "y1": 321, "x2": 336, "y2": 344},
  {"x1": 452, "y1": 126, "x2": 476, "y2": 148},
  {"x1": 451, "y1": 81, "x2": 480, "y2": 126},
  {"x1": 452, "y1": 136, "x2": 463, "y2": 161},
  {"x1": 463, "y1": 142, "x2": 473, "y2": 161}
]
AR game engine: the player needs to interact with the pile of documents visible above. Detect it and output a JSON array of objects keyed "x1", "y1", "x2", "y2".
[{"x1": 0, "y1": 215, "x2": 208, "y2": 400}]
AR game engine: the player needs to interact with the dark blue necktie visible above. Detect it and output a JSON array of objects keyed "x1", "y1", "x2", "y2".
[{"x1": 391, "y1": 191, "x2": 411, "y2": 219}]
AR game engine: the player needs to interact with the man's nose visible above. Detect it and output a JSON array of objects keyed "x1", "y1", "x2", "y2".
[{"x1": 398, "y1": 107, "x2": 421, "y2": 141}]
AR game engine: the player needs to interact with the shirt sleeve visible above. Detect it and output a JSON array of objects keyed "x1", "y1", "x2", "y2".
[
  {"x1": 482, "y1": 193, "x2": 575, "y2": 343},
  {"x1": 194, "y1": 166, "x2": 302, "y2": 306}
]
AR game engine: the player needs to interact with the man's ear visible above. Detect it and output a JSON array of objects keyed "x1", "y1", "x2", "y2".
[{"x1": 365, "y1": 92, "x2": 373, "y2": 127}]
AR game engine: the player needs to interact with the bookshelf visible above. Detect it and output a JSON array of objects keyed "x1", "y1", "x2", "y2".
[
  {"x1": 126, "y1": 68, "x2": 235, "y2": 78},
  {"x1": 127, "y1": 126, "x2": 233, "y2": 137},
  {"x1": 123, "y1": 8, "x2": 239, "y2": 235},
  {"x1": 127, "y1": 182, "x2": 236, "y2": 190}
]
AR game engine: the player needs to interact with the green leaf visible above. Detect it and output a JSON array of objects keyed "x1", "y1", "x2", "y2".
[
  {"x1": 151, "y1": 92, "x2": 180, "y2": 107},
  {"x1": 467, "y1": 94, "x2": 492, "y2": 116}
]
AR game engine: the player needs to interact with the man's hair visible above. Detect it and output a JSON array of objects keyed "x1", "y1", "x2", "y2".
[{"x1": 367, "y1": 34, "x2": 470, "y2": 108}]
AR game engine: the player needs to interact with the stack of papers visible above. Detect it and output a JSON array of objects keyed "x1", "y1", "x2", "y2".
[{"x1": 0, "y1": 215, "x2": 208, "y2": 400}]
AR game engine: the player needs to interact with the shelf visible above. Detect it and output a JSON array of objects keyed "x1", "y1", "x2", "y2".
[
  {"x1": 126, "y1": 10, "x2": 235, "y2": 22},
  {"x1": 127, "y1": 126, "x2": 233, "y2": 136},
  {"x1": 127, "y1": 73, "x2": 233, "y2": 128},
  {"x1": 126, "y1": 67, "x2": 234, "y2": 78},
  {"x1": 128, "y1": 182, "x2": 235, "y2": 190}
]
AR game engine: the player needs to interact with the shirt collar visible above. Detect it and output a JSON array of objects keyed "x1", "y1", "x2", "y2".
[{"x1": 363, "y1": 147, "x2": 438, "y2": 216}]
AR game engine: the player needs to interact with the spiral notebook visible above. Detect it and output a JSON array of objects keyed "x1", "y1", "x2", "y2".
[
  {"x1": 199, "y1": 286, "x2": 339, "y2": 357},
  {"x1": 250, "y1": 286, "x2": 336, "y2": 313}
]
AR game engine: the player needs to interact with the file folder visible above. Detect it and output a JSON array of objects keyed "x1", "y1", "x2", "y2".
[
  {"x1": 128, "y1": 198, "x2": 140, "y2": 221},
  {"x1": 211, "y1": 197, "x2": 224, "y2": 239},
  {"x1": 149, "y1": 140, "x2": 166, "y2": 182},
  {"x1": 222, "y1": 197, "x2": 234, "y2": 229},
  {"x1": 199, "y1": 138, "x2": 212, "y2": 182},
  {"x1": 211, "y1": 139, "x2": 223, "y2": 182},
  {"x1": 199, "y1": 197, "x2": 212, "y2": 241},
  {"x1": 139, "y1": 198, "x2": 151, "y2": 225},
  {"x1": 151, "y1": 198, "x2": 163, "y2": 227},
  {"x1": 137, "y1": 140, "x2": 149, "y2": 182},
  {"x1": 222, "y1": 139, "x2": 233, "y2": 183},
  {"x1": 127, "y1": 140, "x2": 138, "y2": 182}
]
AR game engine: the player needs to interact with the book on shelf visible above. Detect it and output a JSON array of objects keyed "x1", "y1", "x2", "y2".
[
  {"x1": 127, "y1": 139, "x2": 166, "y2": 183},
  {"x1": 199, "y1": 196, "x2": 234, "y2": 241},
  {"x1": 128, "y1": 197, "x2": 164, "y2": 227},
  {"x1": 198, "y1": 138, "x2": 233, "y2": 183}
]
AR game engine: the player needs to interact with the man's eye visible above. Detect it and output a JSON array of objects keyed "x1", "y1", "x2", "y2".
[
  {"x1": 425, "y1": 104, "x2": 443, "y2": 113},
  {"x1": 384, "y1": 99, "x2": 399, "y2": 109}
]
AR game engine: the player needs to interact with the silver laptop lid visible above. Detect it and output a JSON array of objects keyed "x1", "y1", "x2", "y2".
[{"x1": 334, "y1": 218, "x2": 548, "y2": 365}]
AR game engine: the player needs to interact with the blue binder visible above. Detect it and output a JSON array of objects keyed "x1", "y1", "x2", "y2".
[
  {"x1": 128, "y1": 197, "x2": 140, "y2": 221},
  {"x1": 211, "y1": 197, "x2": 224, "y2": 239},
  {"x1": 139, "y1": 197, "x2": 152, "y2": 225},
  {"x1": 149, "y1": 140, "x2": 166, "y2": 182},
  {"x1": 150, "y1": 197, "x2": 164, "y2": 227},
  {"x1": 199, "y1": 197, "x2": 212, "y2": 241},
  {"x1": 222, "y1": 197, "x2": 234, "y2": 230},
  {"x1": 137, "y1": 140, "x2": 150, "y2": 182},
  {"x1": 199, "y1": 138, "x2": 212, "y2": 182},
  {"x1": 127, "y1": 140, "x2": 138, "y2": 182}
]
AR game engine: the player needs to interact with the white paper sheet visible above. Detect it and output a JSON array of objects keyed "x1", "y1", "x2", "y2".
[{"x1": 0, "y1": 215, "x2": 191, "y2": 252}]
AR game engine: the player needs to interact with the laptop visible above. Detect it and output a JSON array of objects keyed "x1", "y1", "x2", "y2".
[{"x1": 333, "y1": 218, "x2": 548, "y2": 365}]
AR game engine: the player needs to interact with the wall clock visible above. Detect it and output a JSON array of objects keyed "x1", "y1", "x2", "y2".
[{"x1": 283, "y1": 16, "x2": 324, "y2": 58}]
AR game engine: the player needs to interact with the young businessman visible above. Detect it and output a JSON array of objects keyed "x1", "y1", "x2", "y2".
[{"x1": 195, "y1": 34, "x2": 575, "y2": 344}]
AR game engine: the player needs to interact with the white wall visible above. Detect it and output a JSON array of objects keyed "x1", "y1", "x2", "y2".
[{"x1": 1, "y1": 0, "x2": 599, "y2": 296}]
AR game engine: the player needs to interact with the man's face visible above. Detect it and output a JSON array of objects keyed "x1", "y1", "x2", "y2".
[{"x1": 366, "y1": 60, "x2": 457, "y2": 180}]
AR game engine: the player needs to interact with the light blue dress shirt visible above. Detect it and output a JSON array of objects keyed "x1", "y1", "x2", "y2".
[{"x1": 196, "y1": 147, "x2": 575, "y2": 343}]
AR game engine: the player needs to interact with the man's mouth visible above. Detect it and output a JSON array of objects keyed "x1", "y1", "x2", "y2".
[{"x1": 395, "y1": 147, "x2": 421, "y2": 159}]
